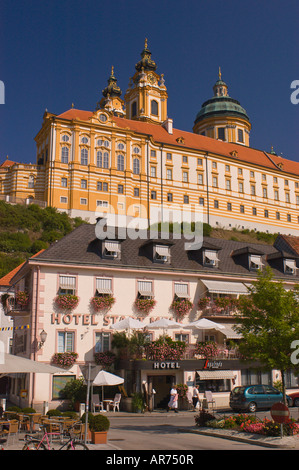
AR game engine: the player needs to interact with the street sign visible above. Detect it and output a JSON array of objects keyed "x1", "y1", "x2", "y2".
[{"x1": 270, "y1": 402, "x2": 290, "y2": 424}]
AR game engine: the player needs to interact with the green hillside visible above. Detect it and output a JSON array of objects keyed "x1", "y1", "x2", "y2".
[
  {"x1": 0, "y1": 201, "x2": 88, "y2": 279},
  {"x1": 0, "y1": 200, "x2": 278, "y2": 280}
]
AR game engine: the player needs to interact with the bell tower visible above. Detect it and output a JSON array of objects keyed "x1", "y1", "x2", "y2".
[
  {"x1": 96, "y1": 66, "x2": 125, "y2": 116},
  {"x1": 124, "y1": 39, "x2": 168, "y2": 123}
]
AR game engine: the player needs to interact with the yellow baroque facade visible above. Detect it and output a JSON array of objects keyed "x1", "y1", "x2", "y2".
[{"x1": 1, "y1": 40, "x2": 299, "y2": 234}]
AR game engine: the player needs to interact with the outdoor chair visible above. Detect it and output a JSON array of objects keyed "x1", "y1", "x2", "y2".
[
  {"x1": 204, "y1": 391, "x2": 216, "y2": 410},
  {"x1": 1, "y1": 419, "x2": 19, "y2": 447},
  {"x1": 111, "y1": 393, "x2": 121, "y2": 412},
  {"x1": 92, "y1": 394, "x2": 103, "y2": 413}
]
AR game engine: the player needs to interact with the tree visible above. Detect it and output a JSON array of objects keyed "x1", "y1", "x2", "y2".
[{"x1": 234, "y1": 268, "x2": 299, "y2": 403}]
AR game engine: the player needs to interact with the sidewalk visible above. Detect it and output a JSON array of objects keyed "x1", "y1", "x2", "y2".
[{"x1": 2, "y1": 410, "x2": 299, "y2": 450}]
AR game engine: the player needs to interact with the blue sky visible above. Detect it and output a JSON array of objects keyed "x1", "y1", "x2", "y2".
[{"x1": 0, "y1": 0, "x2": 298, "y2": 164}]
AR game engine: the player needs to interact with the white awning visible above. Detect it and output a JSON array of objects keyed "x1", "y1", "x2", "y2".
[
  {"x1": 220, "y1": 324, "x2": 242, "y2": 339},
  {"x1": 201, "y1": 280, "x2": 249, "y2": 295},
  {"x1": 104, "y1": 241, "x2": 120, "y2": 252},
  {"x1": 155, "y1": 245, "x2": 170, "y2": 257},
  {"x1": 197, "y1": 370, "x2": 235, "y2": 380}
]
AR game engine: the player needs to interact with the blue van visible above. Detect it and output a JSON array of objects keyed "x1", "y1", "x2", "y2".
[{"x1": 229, "y1": 385, "x2": 291, "y2": 412}]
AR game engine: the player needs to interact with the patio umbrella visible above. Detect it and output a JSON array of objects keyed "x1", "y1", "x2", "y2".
[
  {"x1": 92, "y1": 370, "x2": 124, "y2": 402},
  {"x1": 0, "y1": 353, "x2": 64, "y2": 377},
  {"x1": 184, "y1": 318, "x2": 225, "y2": 341},
  {"x1": 110, "y1": 317, "x2": 146, "y2": 332},
  {"x1": 144, "y1": 318, "x2": 182, "y2": 335}
]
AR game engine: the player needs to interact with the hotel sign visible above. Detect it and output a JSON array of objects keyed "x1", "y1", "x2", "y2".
[
  {"x1": 203, "y1": 360, "x2": 223, "y2": 369},
  {"x1": 153, "y1": 362, "x2": 180, "y2": 369}
]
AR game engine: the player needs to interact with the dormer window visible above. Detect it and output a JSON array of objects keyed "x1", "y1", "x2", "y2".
[
  {"x1": 203, "y1": 250, "x2": 219, "y2": 267},
  {"x1": 154, "y1": 244, "x2": 171, "y2": 263},
  {"x1": 284, "y1": 259, "x2": 297, "y2": 275},
  {"x1": 249, "y1": 255, "x2": 263, "y2": 271},
  {"x1": 103, "y1": 240, "x2": 121, "y2": 259}
]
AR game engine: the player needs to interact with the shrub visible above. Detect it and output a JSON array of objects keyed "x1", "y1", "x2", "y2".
[
  {"x1": 46, "y1": 409, "x2": 63, "y2": 417},
  {"x1": 89, "y1": 414, "x2": 110, "y2": 432},
  {"x1": 195, "y1": 341, "x2": 219, "y2": 359},
  {"x1": 21, "y1": 407, "x2": 36, "y2": 414},
  {"x1": 194, "y1": 409, "x2": 216, "y2": 427}
]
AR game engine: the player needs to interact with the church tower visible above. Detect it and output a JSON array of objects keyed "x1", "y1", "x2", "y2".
[
  {"x1": 193, "y1": 68, "x2": 251, "y2": 146},
  {"x1": 124, "y1": 39, "x2": 168, "y2": 123},
  {"x1": 96, "y1": 66, "x2": 125, "y2": 116}
]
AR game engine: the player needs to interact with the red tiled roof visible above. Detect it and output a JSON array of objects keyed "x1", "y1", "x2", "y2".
[
  {"x1": 0, "y1": 250, "x2": 45, "y2": 287},
  {"x1": 55, "y1": 108, "x2": 299, "y2": 176},
  {"x1": 278, "y1": 235, "x2": 299, "y2": 255},
  {"x1": 0, "y1": 159, "x2": 17, "y2": 168}
]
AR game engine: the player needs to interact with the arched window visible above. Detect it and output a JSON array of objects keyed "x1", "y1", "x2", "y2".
[
  {"x1": 151, "y1": 100, "x2": 158, "y2": 116},
  {"x1": 117, "y1": 154, "x2": 124, "y2": 171},
  {"x1": 132, "y1": 101, "x2": 137, "y2": 117},
  {"x1": 133, "y1": 158, "x2": 140, "y2": 175},
  {"x1": 97, "y1": 151, "x2": 102, "y2": 168},
  {"x1": 103, "y1": 152, "x2": 109, "y2": 168},
  {"x1": 28, "y1": 175, "x2": 35, "y2": 189},
  {"x1": 81, "y1": 148, "x2": 88, "y2": 165},
  {"x1": 61, "y1": 147, "x2": 69, "y2": 164}
]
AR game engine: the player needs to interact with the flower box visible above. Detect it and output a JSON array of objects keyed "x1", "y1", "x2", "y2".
[
  {"x1": 51, "y1": 352, "x2": 78, "y2": 368},
  {"x1": 55, "y1": 294, "x2": 79, "y2": 311},
  {"x1": 170, "y1": 298, "x2": 193, "y2": 319},
  {"x1": 90, "y1": 295, "x2": 115, "y2": 312},
  {"x1": 134, "y1": 298, "x2": 156, "y2": 315},
  {"x1": 16, "y1": 291, "x2": 30, "y2": 307},
  {"x1": 94, "y1": 351, "x2": 116, "y2": 367}
]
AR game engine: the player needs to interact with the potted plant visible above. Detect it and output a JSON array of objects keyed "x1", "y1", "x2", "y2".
[
  {"x1": 61, "y1": 377, "x2": 86, "y2": 411},
  {"x1": 15, "y1": 290, "x2": 30, "y2": 307},
  {"x1": 131, "y1": 392, "x2": 145, "y2": 413},
  {"x1": 88, "y1": 413, "x2": 110, "y2": 444}
]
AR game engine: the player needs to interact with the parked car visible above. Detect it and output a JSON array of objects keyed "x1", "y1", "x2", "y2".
[
  {"x1": 229, "y1": 385, "x2": 291, "y2": 412},
  {"x1": 286, "y1": 390, "x2": 299, "y2": 407}
]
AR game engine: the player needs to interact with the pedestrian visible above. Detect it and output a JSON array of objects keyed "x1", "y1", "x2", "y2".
[
  {"x1": 167, "y1": 385, "x2": 179, "y2": 413},
  {"x1": 192, "y1": 384, "x2": 200, "y2": 411}
]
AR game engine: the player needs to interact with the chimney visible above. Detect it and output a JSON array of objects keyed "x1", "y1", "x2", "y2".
[{"x1": 162, "y1": 117, "x2": 173, "y2": 134}]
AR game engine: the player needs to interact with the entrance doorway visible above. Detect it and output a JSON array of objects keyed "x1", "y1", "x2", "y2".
[{"x1": 148, "y1": 375, "x2": 175, "y2": 409}]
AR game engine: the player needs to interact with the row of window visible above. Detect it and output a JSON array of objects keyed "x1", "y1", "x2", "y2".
[{"x1": 214, "y1": 199, "x2": 296, "y2": 222}]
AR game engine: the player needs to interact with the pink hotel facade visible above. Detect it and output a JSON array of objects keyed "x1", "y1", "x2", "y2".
[{"x1": 2, "y1": 223, "x2": 299, "y2": 411}]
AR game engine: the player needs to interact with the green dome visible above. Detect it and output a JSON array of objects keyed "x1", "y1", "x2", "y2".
[
  {"x1": 194, "y1": 95, "x2": 250, "y2": 124},
  {"x1": 194, "y1": 73, "x2": 250, "y2": 125}
]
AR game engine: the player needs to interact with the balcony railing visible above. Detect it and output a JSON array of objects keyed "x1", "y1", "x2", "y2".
[
  {"x1": 200, "y1": 300, "x2": 239, "y2": 319},
  {"x1": 3, "y1": 296, "x2": 30, "y2": 317},
  {"x1": 182, "y1": 344, "x2": 241, "y2": 360}
]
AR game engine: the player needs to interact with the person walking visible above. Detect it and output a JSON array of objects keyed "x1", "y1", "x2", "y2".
[
  {"x1": 192, "y1": 385, "x2": 200, "y2": 411},
  {"x1": 167, "y1": 385, "x2": 179, "y2": 413}
]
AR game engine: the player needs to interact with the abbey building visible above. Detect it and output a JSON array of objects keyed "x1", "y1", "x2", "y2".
[{"x1": 1, "y1": 40, "x2": 299, "y2": 234}]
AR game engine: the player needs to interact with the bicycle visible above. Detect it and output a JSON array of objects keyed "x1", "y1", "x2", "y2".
[{"x1": 22, "y1": 421, "x2": 89, "y2": 450}]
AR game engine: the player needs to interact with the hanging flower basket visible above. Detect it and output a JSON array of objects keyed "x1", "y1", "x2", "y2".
[
  {"x1": 55, "y1": 294, "x2": 79, "y2": 311},
  {"x1": 90, "y1": 295, "x2": 115, "y2": 312},
  {"x1": 15, "y1": 291, "x2": 30, "y2": 307},
  {"x1": 170, "y1": 298, "x2": 193, "y2": 319},
  {"x1": 197, "y1": 297, "x2": 211, "y2": 310},
  {"x1": 134, "y1": 298, "x2": 156, "y2": 315},
  {"x1": 51, "y1": 352, "x2": 78, "y2": 368},
  {"x1": 94, "y1": 351, "x2": 116, "y2": 368}
]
